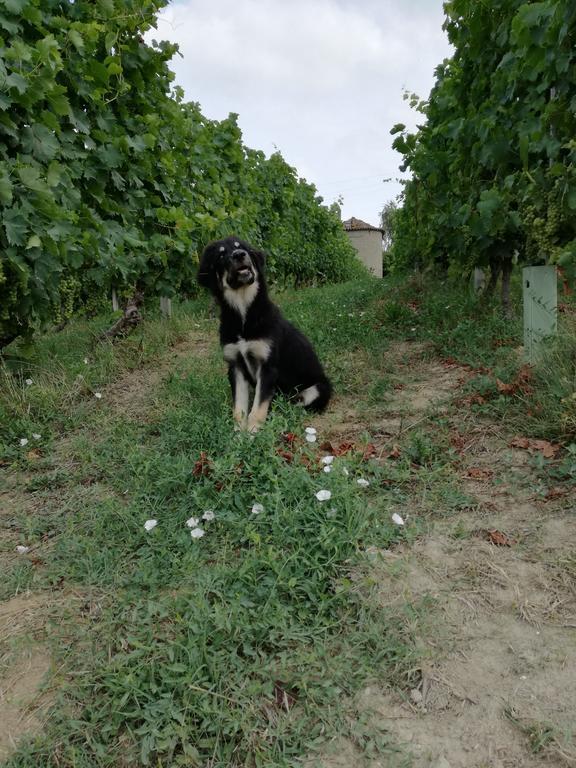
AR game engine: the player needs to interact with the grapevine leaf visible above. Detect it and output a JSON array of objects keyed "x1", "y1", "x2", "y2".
[{"x1": 3, "y1": 208, "x2": 28, "y2": 246}]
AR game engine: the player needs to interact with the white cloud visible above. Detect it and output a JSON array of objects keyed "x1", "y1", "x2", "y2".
[{"x1": 150, "y1": 0, "x2": 451, "y2": 225}]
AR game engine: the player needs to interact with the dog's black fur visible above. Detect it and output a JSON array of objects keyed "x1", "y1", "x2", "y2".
[{"x1": 198, "y1": 236, "x2": 331, "y2": 431}]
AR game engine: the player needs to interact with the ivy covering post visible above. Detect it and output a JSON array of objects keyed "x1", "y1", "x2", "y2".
[
  {"x1": 0, "y1": 0, "x2": 361, "y2": 348},
  {"x1": 390, "y1": 0, "x2": 576, "y2": 311}
]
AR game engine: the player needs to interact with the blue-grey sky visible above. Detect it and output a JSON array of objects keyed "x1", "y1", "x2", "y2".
[{"x1": 149, "y1": 0, "x2": 452, "y2": 226}]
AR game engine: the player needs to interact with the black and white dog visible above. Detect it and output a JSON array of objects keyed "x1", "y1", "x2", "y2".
[{"x1": 198, "y1": 236, "x2": 332, "y2": 432}]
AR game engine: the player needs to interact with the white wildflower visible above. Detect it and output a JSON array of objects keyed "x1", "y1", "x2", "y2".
[
  {"x1": 202, "y1": 510, "x2": 215, "y2": 521},
  {"x1": 392, "y1": 513, "x2": 405, "y2": 526},
  {"x1": 321, "y1": 455, "x2": 334, "y2": 465},
  {"x1": 16, "y1": 545, "x2": 30, "y2": 554},
  {"x1": 190, "y1": 527, "x2": 205, "y2": 539},
  {"x1": 315, "y1": 489, "x2": 332, "y2": 502},
  {"x1": 25, "y1": 378, "x2": 33, "y2": 386},
  {"x1": 32, "y1": 433, "x2": 41, "y2": 440},
  {"x1": 83, "y1": 357, "x2": 89, "y2": 364},
  {"x1": 357, "y1": 478, "x2": 370, "y2": 487},
  {"x1": 342, "y1": 467, "x2": 350, "y2": 477},
  {"x1": 323, "y1": 465, "x2": 332, "y2": 473},
  {"x1": 19, "y1": 438, "x2": 29, "y2": 447},
  {"x1": 305, "y1": 427, "x2": 317, "y2": 435},
  {"x1": 251, "y1": 503, "x2": 264, "y2": 515},
  {"x1": 94, "y1": 392, "x2": 102, "y2": 399},
  {"x1": 186, "y1": 517, "x2": 200, "y2": 528},
  {"x1": 306, "y1": 433, "x2": 317, "y2": 443},
  {"x1": 144, "y1": 519, "x2": 158, "y2": 532}
]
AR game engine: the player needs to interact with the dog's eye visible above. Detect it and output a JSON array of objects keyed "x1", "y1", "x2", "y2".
[{"x1": 219, "y1": 246, "x2": 225, "y2": 253}]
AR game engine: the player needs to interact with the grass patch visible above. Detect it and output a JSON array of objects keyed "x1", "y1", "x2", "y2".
[{"x1": 2, "y1": 272, "x2": 574, "y2": 766}]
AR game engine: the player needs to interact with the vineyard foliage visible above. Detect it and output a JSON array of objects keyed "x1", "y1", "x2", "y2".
[
  {"x1": 391, "y1": 0, "x2": 576, "y2": 280},
  {"x1": 0, "y1": 0, "x2": 360, "y2": 347}
]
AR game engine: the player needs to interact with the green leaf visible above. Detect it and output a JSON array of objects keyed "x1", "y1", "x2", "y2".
[
  {"x1": 0, "y1": 174, "x2": 13, "y2": 204},
  {"x1": 3, "y1": 207, "x2": 28, "y2": 246},
  {"x1": 5, "y1": 72, "x2": 27, "y2": 94},
  {"x1": 22, "y1": 124, "x2": 60, "y2": 162},
  {"x1": 3, "y1": 0, "x2": 29, "y2": 12},
  {"x1": 48, "y1": 91, "x2": 70, "y2": 116},
  {"x1": 36, "y1": 34, "x2": 60, "y2": 63},
  {"x1": 17, "y1": 165, "x2": 45, "y2": 191},
  {"x1": 68, "y1": 29, "x2": 84, "y2": 52},
  {"x1": 46, "y1": 161, "x2": 62, "y2": 187},
  {"x1": 567, "y1": 189, "x2": 576, "y2": 211},
  {"x1": 26, "y1": 234, "x2": 41, "y2": 249},
  {"x1": 0, "y1": 14, "x2": 20, "y2": 35}
]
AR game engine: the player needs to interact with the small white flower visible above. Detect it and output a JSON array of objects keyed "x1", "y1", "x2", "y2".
[
  {"x1": 190, "y1": 527, "x2": 205, "y2": 539},
  {"x1": 315, "y1": 489, "x2": 332, "y2": 502},
  {"x1": 251, "y1": 503, "x2": 264, "y2": 515},
  {"x1": 19, "y1": 438, "x2": 29, "y2": 447},
  {"x1": 144, "y1": 519, "x2": 158, "y2": 532},
  {"x1": 411, "y1": 327, "x2": 416, "y2": 332},
  {"x1": 323, "y1": 465, "x2": 332, "y2": 473},
  {"x1": 306, "y1": 433, "x2": 317, "y2": 443},
  {"x1": 186, "y1": 517, "x2": 200, "y2": 528},
  {"x1": 202, "y1": 510, "x2": 215, "y2": 521},
  {"x1": 321, "y1": 455, "x2": 335, "y2": 465},
  {"x1": 25, "y1": 378, "x2": 33, "y2": 386},
  {"x1": 357, "y1": 478, "x2": 370, "y2": 487},
  {"x1": 342, "y1": 468, "x2": 350, "y2": 477},
  {"x1": 32, "y1": 433, "x2": 41, "y2": 440},
  {"x1": 16, "y1": 545, "x2": 30, "y2": 554},
  {"x1": 83, "y1": 357, "x2": 89, "y2": 364},
  {"x1": 305, "y1": 427, "x2": 317, "y2": 435},
  {"x1": 94, "y1": 392, "x2": 102, "y2": 399},
  {"x1": 392, "y1": 513, "x2": 405, "y2": 526}
]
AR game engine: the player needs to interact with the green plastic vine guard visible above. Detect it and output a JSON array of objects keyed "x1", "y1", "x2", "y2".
[{"x1": 523, "y1": 265, "x2": 557, "y2": 363}]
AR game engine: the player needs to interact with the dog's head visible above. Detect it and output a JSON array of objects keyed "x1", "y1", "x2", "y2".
[{"x1": 197, "y1": 237, "x2": 265, "y2": 295}]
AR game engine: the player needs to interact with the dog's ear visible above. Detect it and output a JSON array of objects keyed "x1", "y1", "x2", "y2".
[{"x1": 197, "y1": 242, "x2": 220, "y2": 292}]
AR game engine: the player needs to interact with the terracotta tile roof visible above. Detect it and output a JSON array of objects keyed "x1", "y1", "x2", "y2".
[{"x1": 342, "y1": 216, "x2": 383, "y2": 232}]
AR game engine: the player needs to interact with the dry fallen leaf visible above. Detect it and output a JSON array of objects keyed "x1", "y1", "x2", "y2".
[
  {"x1": 475, "y1": 528, "x2": 515, "y2": 547},
  {"x1": 510, "y1": 436, "x2": 560, "y2": 459},
  {"x1": 466, "y1": 467, "x2": 493, "y2": 479},
  {"x1": 273, "y1": 681, "x2": 298, "y2": 712},
  {"x1": 192, "y1": 451, "x2": 212, "y2": 477}
]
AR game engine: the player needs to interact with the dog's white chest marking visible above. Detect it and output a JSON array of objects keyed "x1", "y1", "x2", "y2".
[
  {"x1": 223, "y1": 338, "x2": 272, "y2": 379},
  {"x1": 222, "y1": 280, "x2": 259, "y2": 321}
]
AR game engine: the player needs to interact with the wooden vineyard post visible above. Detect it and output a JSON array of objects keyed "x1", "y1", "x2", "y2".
[
  {"x1": 523, "y1": 265, "x2": 557, "y2": 363},
  {"x1": 160, "y1": 296, "x2": 172, "y2": 318}
]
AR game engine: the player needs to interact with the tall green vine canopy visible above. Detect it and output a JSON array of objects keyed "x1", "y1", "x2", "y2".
[
  {"x1": 0, "y1": 0, "x2": 360, "y2": 346},
  {"x1": 391, "y1": 0, "x2": 576, "y2": 280}
]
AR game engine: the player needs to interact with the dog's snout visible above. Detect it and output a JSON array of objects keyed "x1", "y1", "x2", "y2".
[{"x1": 232, "y1": 248, "x2": 249, "y2": 263}]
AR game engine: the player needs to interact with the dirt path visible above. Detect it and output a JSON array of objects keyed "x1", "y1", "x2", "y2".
[{"x1": 315, "y1": 342, "x2": 576, "y2": 768}]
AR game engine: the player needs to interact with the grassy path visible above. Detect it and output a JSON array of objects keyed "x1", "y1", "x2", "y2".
[{"x1": 1, "y1": 279, "x2": 574, "y2": 767}]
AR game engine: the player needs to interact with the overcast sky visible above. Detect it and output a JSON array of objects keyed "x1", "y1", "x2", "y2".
[{"x1": 150, "y1": 0, "x2": 452, "y2": 227}]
